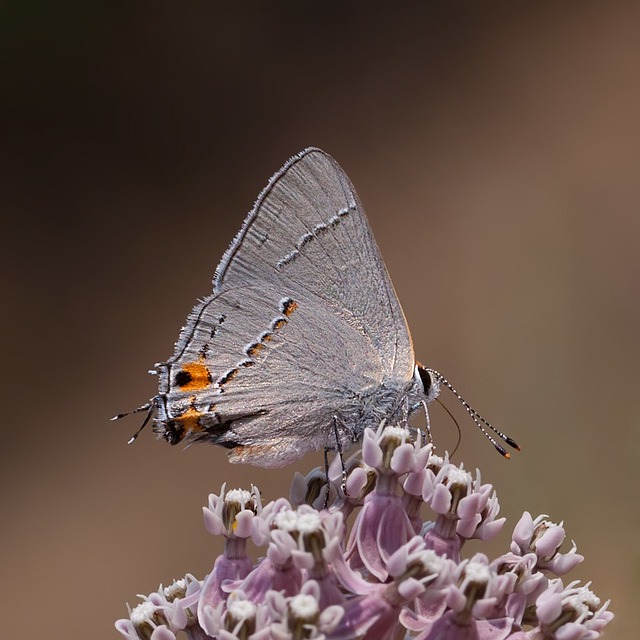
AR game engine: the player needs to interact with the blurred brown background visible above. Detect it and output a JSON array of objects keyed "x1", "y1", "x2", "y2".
[{"x1": 1, "y1": 2, "x2": 638, "y2": 639}]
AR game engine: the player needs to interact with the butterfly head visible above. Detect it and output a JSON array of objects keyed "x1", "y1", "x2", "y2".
[{"x1": 415, "y1": 364, "x2": 440, "y2": 404}]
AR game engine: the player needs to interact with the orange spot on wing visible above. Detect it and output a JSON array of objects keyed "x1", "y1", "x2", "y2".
[
  {"x1": 246, "y1": 343, "x2": 264, "y2": 357},
  {"x1": 283, "y1": 300, "x2": 298, "y2": 316},
  {"x1": 176, "y1": 360, "x2": 212, "y2": 391},
  {"x1": 218, "y1": 368, "x2": 238, "y2": 386},
  {"x1": 174, "y1": 407, "x2": 205, "y2": 433}
]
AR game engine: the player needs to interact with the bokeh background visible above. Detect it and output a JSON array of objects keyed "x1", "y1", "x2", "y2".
[{"x1": 2, "y1": 2, "x2": 638, "y2": 638}]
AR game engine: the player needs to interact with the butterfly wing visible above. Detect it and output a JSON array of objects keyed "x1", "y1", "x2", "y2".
[{"x1": 154, "y1": 148, "x2": 417, "y2": 466}]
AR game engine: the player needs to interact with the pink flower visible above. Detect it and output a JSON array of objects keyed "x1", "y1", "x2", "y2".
[
  {"x1": 344, "y1": 425, "x2": 424, "y2": 580},
  {"x1": 267, "y1": 580, "x2": 344, "y2": 640},
  {"x1": 511, "y1": 512, "x2": 584, "y2": 576},
  {"x1": 116, "y1": 423, "x2": 613, "y2": 640},
  {"x1": 197, "y1": 485, "x2": 260, "y2": 617}
]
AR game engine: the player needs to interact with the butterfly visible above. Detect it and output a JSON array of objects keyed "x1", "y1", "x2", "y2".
[{"x1": 116, "y1": 148, "x2": 517, "y2": 466}]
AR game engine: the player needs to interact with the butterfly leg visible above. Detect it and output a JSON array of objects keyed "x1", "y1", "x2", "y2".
[
  {"x1": 322, "y1": 445, "x2": 334, "y2": 509},
  {"x1": 323, "y1": 445, "x2": 331, "y2": 480},
  {"x1": 421, "y1": 399, "x2": 433, "y2": 446},
  {"x1": 332, "y1": 416, "x2": 347, "y2": 495},
  {"x1": 401, "y1": 395, "x2": 410, "y2": 429},
  {"x1": 321, "y1": 416, "x2": 348, "y2": 508}
]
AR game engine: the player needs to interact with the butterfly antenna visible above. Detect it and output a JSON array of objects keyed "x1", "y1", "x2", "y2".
[
  {"x1": 427, "y1": 369, "x2": 520, "y2": 458},
  {"x1": 110, "y1": 401, "x2": 155, "y2": 444},
  {"x1": 435, "y1": 396, "x2": 462, "y2": 457}
]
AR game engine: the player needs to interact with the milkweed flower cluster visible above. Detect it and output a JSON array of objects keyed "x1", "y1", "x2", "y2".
[{"x1": 116, "y1": 423, "x2": 613, "y2": 640}]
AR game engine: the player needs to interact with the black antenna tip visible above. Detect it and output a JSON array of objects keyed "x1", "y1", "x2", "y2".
[
  {"x1": 494, "y1": 444, "x2": 511, "y2": 460},
  {"x1": 494, "y1": 443, "x2": 510, "y2": 459},
  {"x1": 504, "y1": 436, "x2": 521, "y2": 451}
]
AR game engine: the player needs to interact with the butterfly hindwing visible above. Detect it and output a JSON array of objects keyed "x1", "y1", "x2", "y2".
[{"x1": 156, "y1": 284, "x2": 390, "y2": 465}]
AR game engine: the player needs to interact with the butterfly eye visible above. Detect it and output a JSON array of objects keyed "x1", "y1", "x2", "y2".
[{"x1": 416, "y1": 364, "x2": 433, "y2": 396}]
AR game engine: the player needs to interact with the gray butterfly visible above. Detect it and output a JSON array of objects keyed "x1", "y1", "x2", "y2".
[{"x1": 119, "y1": 148, "x2": 516, "y2": 466}]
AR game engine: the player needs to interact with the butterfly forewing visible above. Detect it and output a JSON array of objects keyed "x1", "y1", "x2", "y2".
[{"x1": 215, "y1": 148, "x2": 414, "y2": 378}]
